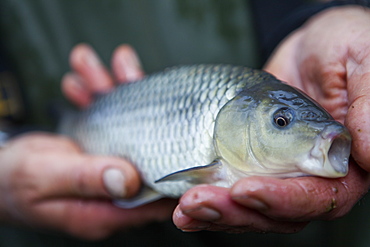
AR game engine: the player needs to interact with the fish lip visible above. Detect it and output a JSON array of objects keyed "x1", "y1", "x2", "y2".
[{"x1": 309, "y1": 123, "x2": 351, "y2": 177}]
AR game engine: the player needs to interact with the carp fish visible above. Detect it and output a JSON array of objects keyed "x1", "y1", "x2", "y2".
[{"x1": 60, "y1": 65, "x2": 351, "y2": 208}]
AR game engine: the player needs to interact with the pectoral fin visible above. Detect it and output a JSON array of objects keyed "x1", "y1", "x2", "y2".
[
  {"x1": 155, "y1": 160, "x2": 223, "y2": 184},
  {"x1": 113, "y1": 186, "x2": 164, "y2": 209}
]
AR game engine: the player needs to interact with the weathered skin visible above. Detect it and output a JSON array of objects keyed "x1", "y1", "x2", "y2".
[{"x1": 60, "y1": 65, "x2": 351, "y2": 206}]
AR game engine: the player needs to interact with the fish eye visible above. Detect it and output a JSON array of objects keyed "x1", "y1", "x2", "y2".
[
  {"x1": 275, "y1": 116, "x2": 288, "y2": 127},
  {"x1": 273, "y1": 108, "x2": 294, "y2": 128}
]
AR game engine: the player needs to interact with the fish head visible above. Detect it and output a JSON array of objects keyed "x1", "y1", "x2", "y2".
[{"x1": 215, "y1": 80, "x2": 351, "y2": 178}]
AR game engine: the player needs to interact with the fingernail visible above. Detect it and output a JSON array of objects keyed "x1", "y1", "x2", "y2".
[
  {"x1": 65, "y1": 73, "x2": 84, "y2": 92},
  {"x1": 103, "y1": 168, "x2": 126, "y2": 198},
  {"x1": 115, "y1": 46, "x2": 143, "y2": 82},
  {"x1": 83, "y1": 47, "x2": 102, "y2": 68},
  {"x1": 183, "y1": 207, "x2": 221, "y2": 222},
  {"x1": 125, "y1": 65, "x2": 141, "y2": 82},
  {"x1": 233, "y1": 196, "x2": 268, "y2": 211},
  {"x1": 127, "y1": 47, "x2": 142, "y2": 68},
  {"x1": 118, "y1": 56, "x2": 141, "y2": 82}
]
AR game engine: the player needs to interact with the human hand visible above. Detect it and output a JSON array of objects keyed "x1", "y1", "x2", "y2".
[
  {"x1": 173, "y1": 6, "x2": 370, "y2": 233},
  {"x1": 264, "y1": 6, "x2": 370, "y2": 171},
  {"x1": 0, "y1": 44, "x2": 176, "y2": 240}
]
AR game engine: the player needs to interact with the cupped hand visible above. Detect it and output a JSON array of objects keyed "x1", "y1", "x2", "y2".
[
  {"x1": 264, "y1": 6, "x2": 370, "y2": 171},
  {"x1": 173, "y1": 6, "x2": 370, "y2": 233},
  {"x1": 0, "y1": 44, "x2": 176, "y2": 240}
]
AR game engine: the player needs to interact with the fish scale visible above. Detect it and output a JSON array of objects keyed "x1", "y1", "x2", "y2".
[{"x1": 62, "y1": 65, "x2": 272, "y2": 197}]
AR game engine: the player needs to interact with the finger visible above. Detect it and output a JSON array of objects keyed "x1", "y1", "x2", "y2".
[
  {"x1": 111, "y1": 44, "x2": 144, "y2": 83},
  {"x1": 230, "y1": 161, "x2": 370, "y2": 222},
  {"x1": 174, "y1": 185, "x2": 307, "y2": 233},
  {"x1": 8, "y1": 135, "x2": 141, "y2": 200},
  {"x1": 346, "y1": 46, "x2": 370, "y2": 171},
  {"x1": 8, "y1": 133, "x2": 140, "y2": 198},
  {"x1": 61, "y1": 72, "x2": 92, "y2": 108},
  {"x1": 70, "y1": 43, "x2": 114, "y2": 93},
  {"x1": 346, "y1": 84, "x2": 370, "y2": 171},
  {"x1": 32, "y1": 153, "x2": 141, "y2": 199},
  {"x1": 31, "y1": 198, "x2": 177, "y2": 240}
]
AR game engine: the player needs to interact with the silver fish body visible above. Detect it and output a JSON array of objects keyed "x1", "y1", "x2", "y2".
[{"x1": 61, "y1": 65, "x2": 351, "y2": 207}]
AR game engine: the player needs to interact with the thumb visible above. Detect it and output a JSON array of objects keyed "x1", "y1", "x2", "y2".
[
  {"x1": 346, "y1": 77, "x2": 370, "y2": 172},
  {"x1": 34, "y1": 152, "x2": 141, "y2": 199},
  {"x1": 346, "y1": 50, "x2": 370, "y2": 171}
]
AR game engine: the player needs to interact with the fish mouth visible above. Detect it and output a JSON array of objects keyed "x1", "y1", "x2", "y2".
[
  {"x1": 307, "y1": 123, "x2": 351, "y2": 177},
  {"x1": 327, "y1": 131, "x2": 351, "y2": 175}
]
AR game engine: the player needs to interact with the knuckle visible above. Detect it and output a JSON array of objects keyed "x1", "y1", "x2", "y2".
[
  {"x1": 9, "y1": 154, "x2": 42, "y2": 202},
  {"x1": 265, "y1": 178, "x2": 339, "y2": 221},
  {"x1": 73, "y1": 168, "x2": 92, "y2": 196},
  {"x1": 289, "y1": 177, "x2": 356, "y2": 221}
]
